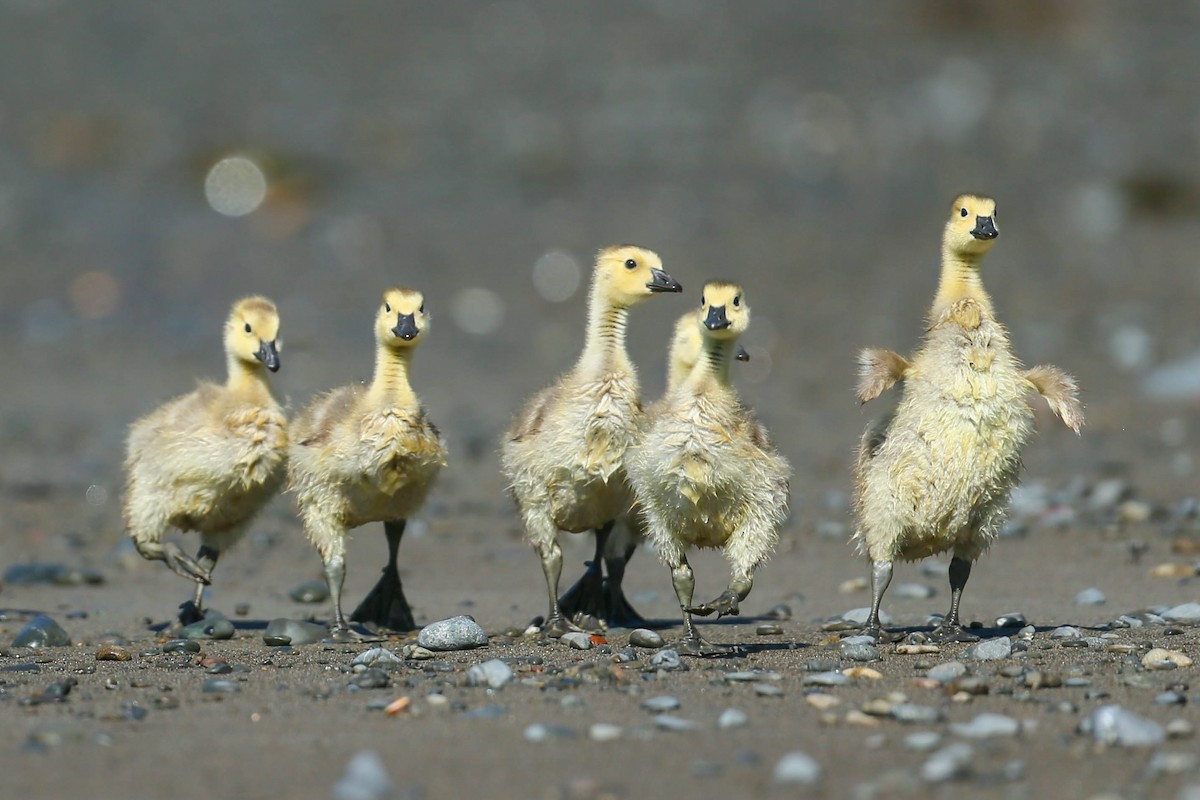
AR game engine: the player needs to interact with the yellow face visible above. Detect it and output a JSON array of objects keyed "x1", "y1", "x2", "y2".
[
  {"x1": 594, "y1": 244, "x2": 682, "y2": 306},
  {"x1": 226, "y1": 296, "x2": 281, "y2": 372},
  {"x1": 944, "y1": 194, "x2": 999, "y2": 255},
  {"x1": 376, "y1": 287, "x2": 429, "y2": 347},
  {"x1": 697, "y1": 281, "x2": 749, "y2": 341}
]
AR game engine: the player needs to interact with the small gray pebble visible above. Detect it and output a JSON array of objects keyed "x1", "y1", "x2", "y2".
[
  {"x1": 756, "y1": 623, "x2": 783, "y2": 636},
  {"x1": 288, "y1": 579, "x2": 329, "y2": 604},
  {"x1": 202, "y1": 679, "x2": 240, "y2": 694},
  {"x1": 927, "y1": 661, "x2": 967, "y2": 683},
  {"x1": 904, "y1": 731, "x2": 942, "y2": 751},
  {"x1": 921, "y1": 743, "x2": 974, "y2": 783},
  {"x1": 773, "y1": 751, "x2": 822, "y2": 786},
  {"x1": 349, "y1": 668, "x2": 390, "y2": 689},
  {"x1": 162, "y1": 639, "x2": 200, "y2": 654},
  {"x1": 892, "y1": 703, "x2": 944, "y2": 724},
  {"x1": 754, "y1": 683, "x2": 783, "y2": 697},
  {"x1": 418, "y1": 616, "x2": 487, "y2": 651},
  {"x1": 766, "y1": 604, "x2": 793, "y2": 621},
  {"x1": 841, "y1": 607, "x2": 891, "y2": 625},
  {"x1": 466, "y1": 659, "x2": 513, "y2": 689},
  {"x1": 332, "y1": 750, "x2": 393, "y2": 800},
  {"x1": 12, "y1": 615, "x2": 71, "y2": 648},
  {"x1": 524, "y1": 723, "x2": 576, "y2": 743},
  {"x1": 805, "y1": 658, "x2": 840, "y2": 672},
  {"x1": 994, "y1": 613, "x2": 1026, "y2": 628},
  {"x1": 179, "y1": 617, "x2": 235, "y2": 641},
  {"x1": 628, "y1": 629, "x2": 664, "y2": 649},
  {"x1": 726, "y1": 670, "x2": 781, "y2": 682},
  {"x1": 1083, "y1": 704, "x2": 1165, "y2": 747},
  {"x1": 718, "y1": 708, "x2": 748, "y2": 729},
  {"x1": 1162, "y1": 602, "x2": 1200, "y2": 623},
  {"x1": 559, "y1": 632, "x2": 592, "y2": 650},
  {"x1": 840, "y1": 642, "x2": 880, "y2": 662},
  {"x1": 803, "y1": 671, "x2": 850, "y2": 687},
  {"x1": 642, "y1": 695, "x2": 681, "y2": 713},
  {"x1": 649, "y1": 649, "x2": 685, "y2": 671},
  {"x1": 1155, "y1": 691, "x2": 1187, "y2": 705},
  {"x1": 1073, "y1": 588, "x2": 1107, "y2": 606},
  {"x1": 966, "y1": 637, "x2": 1012, "y2": 661},
  {"x1": 950, "y1": 713, "x2": 1021, "y2": 738},
  {"x1": 655, "y1": 715, "x2": 700, "y2": 732}
]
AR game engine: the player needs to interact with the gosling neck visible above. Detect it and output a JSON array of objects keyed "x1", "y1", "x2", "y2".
[
  {"x1": 367, "y1": 343, "x2": 417, "y2": 408},
  {"x1": 577, "y1": 283, "x2": 632, "y2": 378},
  {"x1": 930, "y1": 244, "x2": 995, "y2": 321},
  {"x1": 226, "y1": 355, "x2": 275, "y2": 404},
  {"x1": 687, "y1": 335, "x2": 736, "y2": 390}
]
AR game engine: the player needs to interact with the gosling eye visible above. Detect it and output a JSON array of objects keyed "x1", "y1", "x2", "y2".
[
  {"x1": 732, "y1": 295, "x2": 741, "y2": 307},
  {"x1": 700, "y1": 294, "x2": 706, "y2": 307},
  {"x1": 385, "y1": 303, "x2": 391, "y2": 313},
  {"x1": 419, "y1": 302, "x2": 425, "y2": 313},
  {"x1": 624, "y1": 258, "x2": 637, "y2": 270},
  {"x1": 960, "y1": 207, "x2": 968, "y2": 218},
  {"x1": 992, "y1": 207, "x2": 997, "y2": 218},
  {"x1": 244, "y1": 322, "x2": 252, "y2": 333}
]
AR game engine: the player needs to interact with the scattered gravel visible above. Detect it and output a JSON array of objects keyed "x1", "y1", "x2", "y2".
[{"x1": 418, "y1": 616, "x2": 488, "y2": 651}]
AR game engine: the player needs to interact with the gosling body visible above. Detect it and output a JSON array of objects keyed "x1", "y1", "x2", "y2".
[
  {"x1": 124, "y1": 296, "x2": 287, "y2": 619},
  {"x1": 854, "y1": 195, "x2": 1083, "y2": 641},
  {"x1": 627, "y1": 282, "x2": 790, "y2": 651},
  {"x1": 289, "y1": 288, "x2": 446, "y2": 638},
  {"x1": 502, "y1": 245, "x2": 682, "y2": 635}
]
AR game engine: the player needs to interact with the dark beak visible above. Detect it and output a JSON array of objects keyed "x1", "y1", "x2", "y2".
[
  {"x1": 704, "y1": 305, "x2": 730, "y2": 331},
  {"x1": 736, "y1": 345, "x2": 750, "y2": 362},
  {"x1": 255, "y1": 340, "x2": 280, "y2": 372},
  {"x1": 646, "y1": 268, "x2": 683, "y2": 293},
  {"x1": 392, "y1": 313, "x2": 419, "y2": 341},
  {"x1": 971, "y1": 216, "x2": 999, "y2": 240}
]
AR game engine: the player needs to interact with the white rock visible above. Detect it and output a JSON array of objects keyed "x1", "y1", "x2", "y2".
[
  {"x1": 951, "y1": 713, "x2": 1021, "y2": 739},
  {"x1": 966, "y1": 637, "x2": 1011, "y2": 661},
  {"x1": 1163, "y1": 603, "x2": 1200, "y2": 623},
  {"x1": 718, "y1": 708, "x2": 748, "y2": 729},
  {"x1": 773, "y1": 751, "x2": 822, "y2": 786},
  {"x1": 588, "y1": 723, "x2": 622, "y2": 742},
  {"x1": 466, "y1": 659, "x2": 514, "y2": 689},
  {"x1": 1086, "y1": 705, "x2": 1165, "y2": 747},
  {"x1": 332, "y1": 751, "x2": 393, "y2": 800},
  {"x1": 417, "y1": 616, "x2": 487, "y2": 651},
  {"x1": 921, "y1": 743, "x2": 974, "y2": 783}
]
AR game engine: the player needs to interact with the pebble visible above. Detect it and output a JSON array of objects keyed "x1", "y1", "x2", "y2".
[
  {"x1": 95, "y1": 644, "x2": 132, "y2": 662},
  {"x1": 725, "y1": 670, "x2": 781, "y2": 682},
  {"x1": 892, "y1": 703, "x2": 944, "y2": 724},
  {"x1": 718, "y1": 708, "x2": 748, "y2": 729},
  {"x1": 921, "y1": 743, "x2": 974, "y2": 783},
  {"x1": 523, "y1": 723, "x2": 575, "y2": 743},
  {"x1": 966, "y1": 637, "x2": 1011, "y2": 661},
  {"x1": 560, "y1": 632, "x2": 592, "y2": 650},
  {"x1": 466, "y1": 659, "x2": 513, "y2": 689},
  {"x1": 839, "y1": 577, "x2": 868, "y2": 593},
  {"x1": 1073, "y1": 588, "x2": 1107, "y2": 606},
  {"x1": 773, "y1": 751, "x2": 822, "y2": 786},
  {"x1": 844, "y1": 667, "x2": 883, "y2": 681},
  {"x1": 161, "y1": 639, "x2": 200, "y2": 654},
  {"x1": 846, "y1": 709, "x2": 880, "y2": 727},
  {"x1": 263, "y1": 618, "x2": 327, "y2": 646},
  {"x1": 281, "y1": 580, "x2": 326, "y2": 606},
  {"x1": 894, "y1": 583, "x2": 936, "y2": 599},
  {"x1": 12, "y1": 615, "x2": 71, "y2": 648},
  {"x1": 332, "y1": 751, "x2": 393, "y2": 800},
  {"x1": 950, "y1": 713, "x2": 1021, "y2": 738},
  {"x1": 588, "y1": 723, "x2": 622, "y2": 742},
  {"x1": 1083, "y1": 704, "x2": 1165, "y2": 746},
  {"x1": 350, "y1": 669, "x2": 390, "y2": 689},
  {"x1": 754, "y1": 684, "x2": 783, "y2": 697},
  {"x1": 642, "y1": 695, "x2": 681, "y2": 713},
  {"x1": 417, "y1": 616, "x2": 487, "y2": 651},
  {"x1": 756, "y1": 623, "x2": 783, "y2": 636},
  {"x1": 1162, "y1": 603, "x2": 1200, "y2": 623},
  {"x1": 840, "y1": 640, "x2": 880, "y2": 662},
  {"x1": 806, "y1": 694, "x2": 840, "y2": 710},
  {"x1": 927, "y1": 661, "x2": 967, "y2": 683},
  {"x1": 655, "y1": 715, "x2": 700, "y2": 732},
  {"x1": 1166, "y1": 719, "x2": 1195, "y2": 738},
  {"x1": 995, "y1": 613, "x2": 1027, "y2": 628},
  {"x1": 805, "y1": 658, "x2": 840, "y2": 672},
  {"x1": 649, "y1": 649, "x2": 685, "y2": 671},
  {"x1": 896, "y1": 644, "x2": 940, "y2": 655},
  {"x1": 1147, "y1": 752, "x2": 1198, "y2": 776},
  {"x1": 462, "y1": 704, "x2": 504, "y2": 720},
  {"x1": 1142, "y1": 648, "x2": 1193, "y2": 670},
  {"x1": 179, "y1": 617, "x2": 235, "y2": 641},
  {"x1": 400, "y1": 645, "x2": 436, "y2": 660},
  {"x1": 803, "y1": 672, "x2": 850, "y2": 687},
  {"x1": 352, "y1": 647, "x2": 404, "y2": 669},
  {"x1": 905, "y1": 731, "x2": 942, "y2": 751},
  {"x1": 202, "y1": 679, "x2": 240, "y2": 694},
  {"x1": 766, "y1": 603, "x2": 793, "y2": 621},
  {"x1": 628, "y1": 629, "x2": 664, "y2": 649},
  {"x1": 1154, "y1": 691, "x2": 1187, "y2": 705}
]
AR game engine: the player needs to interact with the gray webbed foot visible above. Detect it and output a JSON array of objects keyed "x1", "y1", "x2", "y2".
[
  {"x1": 541, "y1": 613, "x2": 582, "y2": 638},
  {"x1": 325, "y1": 624, "x2": 373, "y2": 644},
  {"x1": 858, "y1": 624, "x2": 904, "y2": 644},
  {"x1": 686, "y1": 589, "x2": 740, "y2": 618},
  {"x1": 928, "y1": 624, "x2": 980, "y2": 643}
]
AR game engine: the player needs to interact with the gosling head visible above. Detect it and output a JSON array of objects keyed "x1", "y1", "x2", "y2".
[
  {"x1": 593, "y1": 244, "x2": 682, "y2": 307},
  {"x1": 225, "y1": 296, "x2": 281, "y2": 372},
  {"x1": 944, "y1": 194, "x2": 999, "y2": 257},
  {"x1": 668, "y1": 311, "x2": 749, "y2": 388},
  {"x1": 697, "y1": 280, "x2": 750, "y2": 347},
  {"x1": 376, "y1": 287, "x2": 429, "y2": 349}
]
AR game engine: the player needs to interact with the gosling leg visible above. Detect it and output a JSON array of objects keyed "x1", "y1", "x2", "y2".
[
  {"x1": 670, "y1": 555, "x2": 712, "y2": 654},
  {"x1": 350, "y1": 520, "x2": 417, "y2": 632},
  {"x1": 324, "y1": 554, "x2": 363, "y2": 642},
  {"x1": 862, "y1": 559, "x2": 902, "y2": 642},
  {"x1": 688, "y1": 574, "x2": 752, "y2": 618},
  {"x1": 537, "y1": 538, "x2": 579, "y2": 637},
  {"x1": 176, "y1": 545, "x2": 221, "y2": 626},
  {"x1": 557, "y1": 521, "x2": 612, "y2": 631},
  {"x1": 930, "y1": 556, "x2": 980, "y2": 642}
]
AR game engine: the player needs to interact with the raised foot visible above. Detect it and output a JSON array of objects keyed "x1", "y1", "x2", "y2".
[
  {"x1": 858, "y1": 624, "x2": 904, "y2": 644},
  {"x1": 163, "y1": 542, "x2": 212, "y2": 584},
  {"x1": 350, "y1": 567, "x2": 416, "y2": 633},
  {"x1": 928, "y1": 624, "x2": 980, "y2": 643},
  {"x1": 686, "y1": 589, "x2": 740, "y2": 619}
]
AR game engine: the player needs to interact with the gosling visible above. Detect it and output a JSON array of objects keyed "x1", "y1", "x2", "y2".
[
  {"x1": 502, "y1": 245, "x2": 682, "y2": 636},
  {"x1": 557, "y1": 312, "x2": 749, "y2": 630},
  {"x1": 124, "y1": 296, "x2": 287, "y2": 621},
  {"x1": 854, "y1": 194, "x2": 1084, "y2": 642},
  {"x1": 626, "y1": 282, "x2": 790, "y2": 653},
  {"x1": 289, "y1": 288, "x2": 446, "y2": 640}
]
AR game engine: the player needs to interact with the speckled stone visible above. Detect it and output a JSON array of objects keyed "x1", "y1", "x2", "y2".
[
  {"x1": 12, "y1": 616, "x2": 71, "y2": 648},
  {"x1": 417, "y1": 616, "x2": 488, "y2": 651},
  {"x1": 629, "y1": 629, "x2": 665, "y2": 648}
]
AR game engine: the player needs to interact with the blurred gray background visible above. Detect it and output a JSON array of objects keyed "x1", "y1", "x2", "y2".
[{"x1": 2, "y1": 1, "x2": 1199, "y2": 541}]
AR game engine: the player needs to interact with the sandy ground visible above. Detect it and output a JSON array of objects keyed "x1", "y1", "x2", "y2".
[{"x1": 3, "y1": 2, "x2": 1200, "y2": 799}]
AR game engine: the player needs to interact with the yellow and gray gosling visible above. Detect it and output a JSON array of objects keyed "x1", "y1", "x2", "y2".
[
  {"x1": 854, "y1": 194, "x2": 1083, "y2": 642},
  {"x1": 288, "y1": 288, "x2": 446, "y2": 640},
  {"x1": 557, "y1": 311, "x2": 749, "y2": 630},
  {"x1": 501, "y1": 245, "x2": 682, "y2": 636},
  {"x1": 124, "y1": 296, "x2": 287, "y2": 620},
  {"x1": 626, "y1": 282, "x2": 790, "y2": 652}
]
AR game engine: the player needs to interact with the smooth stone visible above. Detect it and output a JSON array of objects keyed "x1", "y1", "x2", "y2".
[
  {"x1": 1084, "y1": 705, "x2": 1165, "y2": 747},
  {"x1": 921, "y1": 743, "x2": 974, "y2": 783},
  {"x1": 927, "y1": 661, "x2": 967, "y2": 683},
  {"x1": 950, "y1": 713, "x2": 1021, "y2": 738},
  {"x1": 840, "y1": 642, "x2": 880, "y2": 662},
  {"x1": 1162, "y1": 603, "x2": 1200, "y2": 623},
  {"x1": 654, "y1": 715, "x2": 700, "y2": 732},
  {"x1": 803, "y1": 671, "x2": 850, "y2": 687},
  {"x1": 400, "y1": 645, "x2": 435, "y2": 660},
  {"x1": 773, "y1": 751, "x2": 822, "y2": 786},
  {"x1": 3, "y1": 563, "x2": 104, "y2": 586},
  {"x1": 839, "y1": 635, "x2": 875, "y2": 646},
  {"x1": 179, "y1": 617, "x2": 234, "y2": 641},
  {"x1": 202, "y1": 679, "x2": 239, "y2": 694},
  {"x1": 842, "y1": 607, "x2": 891, "y2": 625},
  {"x1": 726, "y1": 670, "x2": 781, "y2": 682},
  {"x1": 718, "y1": 708, "x2": 748, "y2": 729},
  {"x1": 1166, "y1": 719, "x2": 1195, "y2": 738},
  {"x1": 560, "y1": 632, "x2": 592, "y2": 650},
  {"x1": 894, "y1": 583, "x2": 936, "y2": 599},
  {"x1": 1074, "y1": 588, "x2": 1107, "y2": 606},
  {"x1": 1148, "y1": 752, "x2": 1198, "y2": 776},
  {"x1": 352, "y1": 647, "x2": 404, "y2": 668},
  {"x1": 766, "y1": 603, "x2": 793, "y2": 621},
  {"x1": 161, "y1": 639, "x2": 200, "y2": 654},
  {"x1": 462, "y1": 704, "x2": 504, "y2": 720},
  {"x1": 263, "y1": 618, "x2": 326, "y2": 646},
  {"x1": 642, "y1": 695, "x2": 681, "y2": 713},
  {"x1": 466, "y1": 659, "x2": 513, "y2": 689},
  {"x1": 966, "y1": 637, "x2": 1011, "y2": 661},
  {"x1": 417, "y1": 616, "x2": 487, "y2": 651},
  {"x1": 756, "y1": 623, "x2": 783, "y2": 636},
  {"x1": 995, "y1": 613, "x2": 1027, "y2": 628},
  {"x1": 524, "y1": 723, "x2": 575, "y2": 743},
  {"x1": 1142, "y1": 648, "x2": 1193, "y2": 670},
  {"x1": 12, "y1": 615, "x2": 71, "y2": 648},
  {"x1": 628, "y1": 629, "x2": 665, "y2": 648},
  {"x1": 754, "y1": 683, "x2": 783, "y2": 697},
  {"x1": 904, "y1": 731, "x2": 943, "y2": 751},
  {"x1": 332, "y1": 750, "x2": 393, "y2": 800},
  {"x1": 1155, "y1": 691, "x2": 1187, "y2": 705},
  {"x1": 288, "y1": 579, "x2": 329, "y2": 604},
  {"x1": 588, "y1": 723, "x2": 622, "y2": 742},
  {"x1": 349, "y1": 668, "x2": 390, "y2": 689},
  {"x1": 95, "y1": 644, "x2": 132, "y2": 662},
  {"x1": 649, "y1": 649, "x2": 685, "y2": 671},
  {"x1": 1050, "y1": 625, "x2": 1081, "y2": 639},
  {"x1": 805, "y1": 658, "x2": 840, "y2": 672},
  {"x1": 892, "y1": 703, "x2": 944, "y2": 724}
]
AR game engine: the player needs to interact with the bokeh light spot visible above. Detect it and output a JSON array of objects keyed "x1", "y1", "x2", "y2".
[
  {"x1": 69, "y1": 270, "x2": 120, "y2": 319},
  {"x1": 204, "y1": 156, "x2": 268, "y2": 217},
  {"x1": 531, "y1": 250, "x2": 582, "y2": 302},
  {"x1": 451, "y1": 287, "x2": 504, "y2": 335}
]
